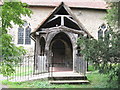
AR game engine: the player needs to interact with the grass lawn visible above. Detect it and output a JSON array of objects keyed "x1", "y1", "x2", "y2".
[{"x1": 1, "y1": 71, "x2": 118, "y2": 88}]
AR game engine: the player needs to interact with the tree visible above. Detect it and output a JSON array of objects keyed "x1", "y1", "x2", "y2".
[
  {"x1": 0, "y1": 0, "x2": 32, "y2": 76},
  {"x1": 77, "y1": 1, "x2": 120, "y2": 88},
  {"x1": 78, "y1": 30, "x2": 120, "y2": 78},
  {"x1": 105, "y1": 1, "x2": 119, "y2": 27}
]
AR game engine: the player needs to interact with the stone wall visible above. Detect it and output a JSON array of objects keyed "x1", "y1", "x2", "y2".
[{"x1": 8, "y1": 6, "x2": 106, "y2": 55}]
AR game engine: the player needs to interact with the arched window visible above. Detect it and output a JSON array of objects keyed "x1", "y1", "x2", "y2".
[
  {"x1": 18, "y1": 22, "x2": 31, "y2": 45},
  {"x1": 98, "y1": 29, "x2": 103, "y2": 39},
  {"x1": 25, "y1": 26, "x2": 31, "y2": 44},
  {"x1": 104, "y1": 29, "x2": 109, "y2": 40},
  {"x1": 98, "y1": 23, "x2": 109, "y2": 39},
  {"x1": 18, "y1": 27, "x2": 24, "y2": 44}
]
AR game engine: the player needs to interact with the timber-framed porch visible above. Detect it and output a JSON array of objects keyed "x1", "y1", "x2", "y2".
[{"x1": 30, "y1": 2, "x2": 92, "y2": 81}]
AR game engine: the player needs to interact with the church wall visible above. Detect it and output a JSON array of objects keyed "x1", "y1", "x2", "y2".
[
  {"x1": 72, "y1": 9, "x2": 107, "y2": 39},
  {"x1": 8, "y1": 6, "x2": 106, "y2": 55},
  {"x1": 8, "y1": 7, "x2": 53, "y2": 55}
]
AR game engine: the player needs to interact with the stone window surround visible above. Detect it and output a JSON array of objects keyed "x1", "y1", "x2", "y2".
[{"x1": 18, "y1": 22, "x2": 31, "y2": 45}]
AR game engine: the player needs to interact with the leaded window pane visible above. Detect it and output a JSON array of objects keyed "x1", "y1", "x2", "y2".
[
  {"x1": 25, "y1": 26, "x2": 31, "y2": 44},
  {"x1": 104, "y1": 30, "x2": 109, "y2": 40},
  {"x1": 18, "y1": 27, "x2": 24, "y2": 44},
  {"x1": 98, "y1": 29, "x2": 103, "y2": 39}
]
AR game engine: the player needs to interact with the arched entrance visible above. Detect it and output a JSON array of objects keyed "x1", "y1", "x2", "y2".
[
  {"x1": 39, "y1": 37, "x2": 45, "y2": 56},
  {"x1": 37, "y1": 37, "x2": 46, "y2": 73},
  {"x1": 50, "y1": 32, "x2": 73, "y2": 72},
  {"x1": 52, "y1": 39, "x2": 65, "y2": 66}
]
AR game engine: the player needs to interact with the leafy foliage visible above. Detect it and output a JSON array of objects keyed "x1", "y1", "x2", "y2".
[
  {"x1": 77, "y1": 30, "x2": 120, "y2": 86},
  {"x1": 0, "y1": 1, "x2": 32, "y2": 76},
  {"x1": 1, "y1": 1, "x2": 32, "y2": 34},
  {"x1": 77, "y1": 1, "x2": 120, "y2": 87},
  {"x1": 105, "y1": 2, "x2": 119, "y2": 26},
  {"x1": 105, "y1": 2, "x2": 120, "y2": 27}
]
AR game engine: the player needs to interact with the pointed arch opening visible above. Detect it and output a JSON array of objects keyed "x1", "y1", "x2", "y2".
[
  {"x1": 49, "y1": 32, "x2": 73, "y2": 72},
  {"x1": 39, "y1": 37, "x2": 46, "y2": 56}
]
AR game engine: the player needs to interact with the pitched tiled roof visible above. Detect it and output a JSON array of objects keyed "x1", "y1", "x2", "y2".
[{"x1": 20, "y1": 0, "x2": 107, "y2": 10}]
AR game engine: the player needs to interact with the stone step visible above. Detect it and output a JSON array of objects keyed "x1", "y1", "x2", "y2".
[
  {"x1": 48, "y1": 76, "x2": 87, "y2": 80},
  {"x1": 49, "y1": 80, "x2": 89, "y2": 84}
]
